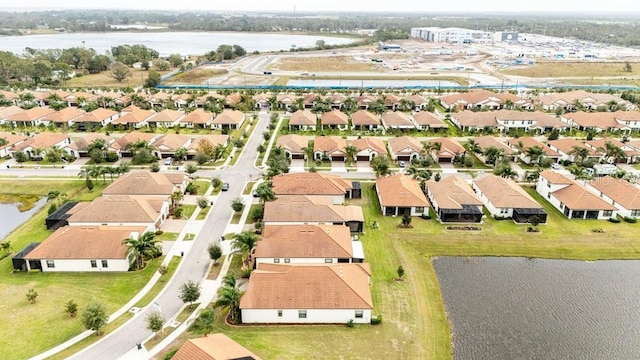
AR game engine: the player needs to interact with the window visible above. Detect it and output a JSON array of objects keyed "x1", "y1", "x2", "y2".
[
  {"x1": 632, "y1": 210, "x2": 640, "y2": 217},
  {"x1": 46, "y1": 260, "x2": 55, "y2": 268},
  {"x1": 355, "y1": 310, "x2": 364, "y2": 319},
  {"x1": 273, "y1": 259, "x2": 280, "y2": 263},
  {"x1": 90, "y1": 260, "x2": 97, "y2": 268},
  {"x1": 298, "y1": 310, "x2": 307, "y2": 318},
  {"x1": 284, "y1": 258, "x2": 290, "y2": 263},
  {"x1": 560, "y1": 203, "x2": 564, "y2": 210},
  {"x1": 324, "y1": 259, "x2": 333, "y2": 263},
  {"x1": 603, "y1": 210, "x2": 613, "y2": 217},
  {"x1": 101, "y1": 260, "x2": 108, "y2": 268},
  {"x1": 415, "y1": 207, "x2": 425, "y2": 214},
  {"x1": 277, "y1": 310, "x2": 283, "y2": 317}
]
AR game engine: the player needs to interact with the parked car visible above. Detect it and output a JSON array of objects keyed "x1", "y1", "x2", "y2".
[
  {"x1": 221, "y1": 182, "x2": 230, "y2": 191},
  {"x1": 164, "y1": 157, "x2": 173, "y2": 165},
  {"x1": 252, "y1": 190, "x2": 259, "y2": 197},
  {"x1": 399, "y1": 161, "x2": 406, "y2": 168},
  {"x1": 550, "y1": 163, "x2": 561, "y2": 170}
]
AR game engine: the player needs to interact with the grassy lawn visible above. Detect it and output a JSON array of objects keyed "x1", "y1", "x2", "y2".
[
  {"x1": 243, "y1": 181, "x2": 256, "y2": 195},
  {"x1": 207, "y1": 256, "x2": 226, "y2": 280},
  {"x1": 196, "y1": 206, "x2": 211, "y2": 220},
  {"x1": 453, "y1": 154, "x2": 491, "y2": 170},
  {"x1": 144, "y1": 304, "x2": 199, "y2": 350},
  {"x1": 230, "y1": 208, "x2": 244, "y2": 224},
  {"x1": 155, "y1": 232, "x2": 179, "y2": 241},
  {"x1": 163, "y1": 68, "x2": 228, "y2": 85},
  {"x1": 134, "y1": 256, "x2": 181, "y2": 308},
  {"x1": 194, "y1": 181, "x2": 211, "y2": 195},
  {"x1": 502, "y1": 61, "x2": 640, "y2": 78},
  {"x1": 179, "y1": 205, "x2": 197, "y2": 219},
  {"x1": 65, "y1": 68, "x2": 170, "y2": 88}
]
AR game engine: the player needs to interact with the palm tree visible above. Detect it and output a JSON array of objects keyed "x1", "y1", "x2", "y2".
[
  {"x1": 525, "y1": 146, "x2": 545, "y2": 164},
  {"x1": 483, "y1": 146, "x2": 505, "y2": 166},
  {"x1": 369, "y1": 99, "x2": 386, "y2": 116},
  {"x1": 171, "y1": 190, "x2": 184, "y2": 210},
  {"x1": 599, "y1": 141, "x2": 626, "y2": 164},
  {"x1": 255, "y1": 182, "x2": 275, "y2": 204},
  {"x1": 213, "y1": 144, "x2": 226, "y2": 162},
  {"x1": 464, "y1": 139, "x2": 481, "y2": 155},
  {"x1": 213, "y1": 286, "x2": 243, "y2": 324},
  {"x1": 0, "y1": 137, "x2": 8, "y2": 147},
  {"x1": 569, "y1": 145, "x2": 589, "y2": 165},
  {"x1": 222, "y1": 274, "x2": 237, "y2": 289},
  {"x1": 174, "y1": 147, "x2": 188, "y2": 162},
  {"x1": 87, "y1": 138, "x2": 108, "y2": 163},
  {"x1": 344, "y1": 145, "x2": 358, "y2": 165},
  {"x1": 231, "y1": 231, "x2": 258, "y2": 266},
  {"x1": 493, "y1": 162, "x2": 518, "y2": 179},
  {"x1": 122, "y1": 232, "x2": 161, "y2": 270},
  {"x1": 301, "y1": 145, "x2": 314, "y2": 167},
  {"x1": 370, "y1": 156, "x2": 392, "y2": 178}
]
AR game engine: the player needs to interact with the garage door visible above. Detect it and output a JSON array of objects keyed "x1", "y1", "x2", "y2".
[
  {"x1": 291, "y1": 154, "x2": 304, "y2": 159},
  {"x1": 397, "y1": 156, "x2": 411, "y2": 161},
  {"x1": 332, "y1": 156, "x2": 345, "y2": 162},
  {"x1": 357, "y1": 155, "x2": 370, "y2": 162},
  {"x1": 439, "y1": 156, "x2": 453, "y2": 163}
]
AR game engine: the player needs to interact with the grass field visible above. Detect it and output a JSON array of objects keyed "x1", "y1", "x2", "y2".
[
  {"x1": 163, "y1": 68, "x2": 228, "y2": 85},
  {"x1": 65, "y1": 68, "x2": 170, "y2": 88},
  {"x1": 0, "y1": 180, "x2": 159, "y2": 360},
  {"x1": 270, "y1": 56, "x2": 383, "y2": 72},
  {"x1": 502, "y1": 61, "x2": 640, "y2": 78}
]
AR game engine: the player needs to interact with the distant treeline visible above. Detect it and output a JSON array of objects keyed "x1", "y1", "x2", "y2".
[{"x1": 4, "y1": 10, "x2": 640, "y2": 47}]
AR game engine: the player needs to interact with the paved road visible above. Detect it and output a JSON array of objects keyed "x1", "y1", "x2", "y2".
[{"x1": 67, "y1": 112, "x2": 269, "y2": 360}]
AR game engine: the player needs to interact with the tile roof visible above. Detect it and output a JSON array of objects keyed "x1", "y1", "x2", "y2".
[
  {"x1": 239, "y1": 263, "x2": 372, "y2": 310},
  {"x1": 426, "y1": 175, "x2": 483, "y2": 209},
  {"x1": 539, "y1": 90, "x2": 626, "y2": 106},
  {"x1": 387, "y1": 136, "x2": 423, "y2": 155},
  {"x1": 540, "y1": 170, "x2": 616, "y2": 211},
  {"x1": 350, "y1": 110, "x2": 380, "y2": 126},
  {"x1": 12, "y1": 133, "x2": 69, "y2": 151},
  {"x1": 440, "y1": 89, "x2": 509, "y2": 106},
  {"x1": 351, "y1": 137, "x2": 387, "y2": 155},
  {"x1": 474, "y1": 174, "x2": 542, "y2": 209},
  {"x1": 153, "y1": 134, "x2": 190, "y2": 152},
  {"x1": 547, "y1": 138, "x2": 602, "y2": 156},
  {"x1": 212, "y1": 109, "x2": 244, "y2": 125},
  {"x1": 289, "y1": 110, "x2": 317, "y2": 126},
  {"x1": 376, "y1": 174, "x2": 430, "y2": 208},
  {"x1": 172, "y1": 333, "x2": 262, "y2": 360},
  {"x1": 103, "y1": 172, "x2": 183, "y2": 196},
  {"x1": 8, "y1": 107, "x2": 56, "y2": 122},
  {"x1": 404, "y1": 94, "x2": 428, "y2": 105},
  {"x1": 314, "y1": 136, "x2": 346, "y2": 154},
  {"x1": 40, "y1": 107, "x2": 85, "y2": 123},
  {"x1": 507, "y1": 137, "x2": 561, "y2": 157},
  {"x1": 0, "y1": 132, "x2": 28, "y2": 149},
  {"x1": 113, "y1": 132, "x2": 157, "y2": 150},
  {"x1": 25, "y1": 226, "x2": 146, "y2": 260},
  {"x1": 146, "y1": 109, "x2": 184, "y2": 123},
  {"x1": 0, "y1": 105, "x2": 25, "y2": 119},
  {"x1": 473, "y1": 136, "x2": 516, "y2": 155},
  {"x1": 75, "y1": 108, "x2": 118, "y2": 123},
  {"x1": 381, "y1": 111, "x2": 414, "y2": 127},
  {"x1": 272, "y1": 172, "x2": 352, "y2": 196},
  {"x1": 276, "y1": 134, "x2": 309, "y2": 154},
  {"x1": 180, "y1": 108, "x2": 213, "y2": 124},
  {"x1": 430, "y1": 138, "x2": 465, "y2": 157},
  {"x1": 254, "y1": 224, "x2": 353, "y2": 258},
  {"x1": 112, "y1": 108, "x2": 155, "y2": 125},
  {"x1": 589, "y1": 176, "x2": 640, "y2": 210},
  {"x1": 320, "y1": 110, "x2": 349, "y2": 125},
  {"x1": 68, "y1": 196, "x2": 165, "y2": 224},
  {"x1": 412, "y1": 111, "x2": 448, "y2": 128},
  {"x1": 264, "y1": 195, "x2": 364, "y2": 223},
  {"x1": 67, "y1": 133, "x2": 114, "y2": 152},
  {"x1": 188, "y1": 135, "x2": 229, "y2": 153}
]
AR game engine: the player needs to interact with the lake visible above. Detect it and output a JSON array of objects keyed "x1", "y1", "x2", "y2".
[
  {"x1": 0, "y1": 32, "x2": 358, "y2": 57},
  {"x1": 0, "y1": 198, "x2": 47, "y2": 241},
  {"x1": 287, "y1": 79, "x2": 460, "y2": 88},
  {"x1": 433, "y1": 257, "x2": 640, "y2": 360}
]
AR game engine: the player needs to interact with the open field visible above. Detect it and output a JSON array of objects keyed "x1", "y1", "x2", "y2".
[
  {"x1": 65, "y1": 68, "x2": 170, "y2": 88},
  {"x1": 0, "y1": 180, "x2": 160, "y2": 360},
  {"x1": 164, "y1": 68, "x2": 228, "y2": 85},
  {"x1": 502, "y1": 61, "x2": 640, "y2": 78},
  {"x1": 269, "y1": 55, "x2": 383, "y2": 72}
]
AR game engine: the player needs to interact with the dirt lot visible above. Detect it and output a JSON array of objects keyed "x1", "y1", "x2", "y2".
[
  {"x1": 164, "y1": 68, "x2": 228, "y2": 85},
  {"x1": 269, "y1": 55, "x2": 384, "y2": 72},
  {"x1": 502, "y1": 61, "x2": 640, "y2": 78}
]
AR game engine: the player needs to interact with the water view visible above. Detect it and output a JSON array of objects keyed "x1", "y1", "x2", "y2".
[
  {"x1": 287, "y1": 79, "x2": 460, "y2": 88},
  {"x1": 0, "y1": 32, "x2": 358, "y2": 56},
  {"x1": 0, "y1": 198, "x2": 47, "y2": 240},
  {"x1": 433, "y1": 257, "x2": 640, "y2": 360}
]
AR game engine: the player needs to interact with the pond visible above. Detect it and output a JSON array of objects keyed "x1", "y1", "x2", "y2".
[
  {"x1": 0, "y1": 197, "x2": 47, "y2": 241},
  {"x1": 433, "y1": 257, "x2": 640, "y2": 360},
  {"x1": 0, "y1": 32, "x2": 358, "y2": 57}
]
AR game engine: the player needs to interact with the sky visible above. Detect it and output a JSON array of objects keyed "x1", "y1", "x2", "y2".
[{"x1": 5, "y1": 0, "x2": 637, "y2": 13}]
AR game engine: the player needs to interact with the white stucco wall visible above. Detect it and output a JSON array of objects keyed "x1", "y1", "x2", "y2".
[
  {"x1": 255, "y1": 257, "x2": 342, "y2": 266},
  {"x1": 241, "y1": 308, "x2": 371, "y2": 324},
  {"x1": 39, "y1": 258, "x2": 129, "y2": 272}
]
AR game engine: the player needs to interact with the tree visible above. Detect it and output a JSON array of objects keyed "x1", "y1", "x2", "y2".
[
  {"x1": 191, "y1": 307, "x2": 215, "y2": 335},
  {"x1": 122, "y1": 232, "x2": 161, "y2": 270},
  {"x1": 231, "y1": 231, "x2": 258, "y2": 266},
  {"x1": 231, "y1": 197, "x2": 244, "y2": 212},
  {"x1": 168, "y1": 53, "x2": 184, "y2": 67},
  {"x1": 222, "y1": 274, "x2": 237, "y2": 289},
  {"x1": 401, "y1": 211, "x2": 412, "y2": 227},
  {"x1": 483, "y1": 146, "x2": 505, "y2": 166},
  {"x1": 0, "y1": 241, "x2": 12, "y2": 253},
  {"x1": 569, "y1": 145, "x2": 590, "y2": 165},
  {"x1": 197, "y1": 197, "x2": 209, "y2": 209},
  {"x1": 315, "y1": 39, "x2": 326, "y2": 50},
  {"x1": 26, "y1": 288, "x2": 38, "y2": 304},
  {"x1": 179, "y1": 280, "x2": 201, "y2": 308},
  {"x1": 599, "y1": 141, "x2": 626, "y2": 163},
  {"x1": 434, "y1": 172, "x2": 441, "y2": 182},
  {"x1": 65, "y1": 300, "x2": 78, "y2": 318},
  {"x1": 525, "y1": 146, "x2": 545, "y2": 164},
  {"x1": 150, "y1": 163, "x2": 160, "y2": 172},
  {"x1": 146, "y1": 311, "x2": 165, "y2": 339},
  {"x1": 624, "y1": 61, "x2": 633, "y2": 73},
  {"x1": 175, "y1": 147, "x2": 188, "y2": 162},
  {"x1": 157, "y1": 265, "x2": 168, "y2": 276},
  {"x1": 82, "y1": 303, "x2": 108, "y2": 336},
  {"x1": 145, "y1": 70, "x2": 161, "y2": 88},
  {"x1": 464, "y1": 139, "x2": 481, "y2": 155},
  {"x1": 344, "y1": 145, "x2": 358, "y2": 165},
  {"x1": 371, "y1": 156, "x2": 392, "y2": 177},
  {"x1": 397, "y1": 265, "x2": 405, "y2": 279},
  {"x1": 255, "y1": 182, "x2": 275, "y2": 204},
  {"x1": 87, "y1": 138, "x2": 108, "y2": 163},
  {"x1": 109, "y1": 62, "x2": 132, "y2": 83},
  {"x1": 547, "y1": 128, "x2": 560, "y2": 141},
  {"x1": 213, "y1": 286, "x2": 243, "y2": 324},
  {"x1": 171, "y1": 190, "x2": 184, "y2": 210},
  {"x1": 208, "y1": 243, "x2": 222, "y2": 264},
  {"x1": 185, "y1": 164, "x2": 198, "y2": 175},
  {"x1": 493, "y1": 162, "x2": 518, "y2": 179}
]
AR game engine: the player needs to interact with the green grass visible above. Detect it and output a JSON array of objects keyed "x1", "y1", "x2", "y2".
[
  {"x1": 453, "y1": 154, "x2": 491, "y2": 170},
  {"x1": 196, "y1": 206, "x2": 211, "y2": 220},
  {"x1": 230, "y1": 207, "x2": 244, "y2": 224},
  {"x1": 180, "y1": 205, "x2": 197, "y2": 219},
  {"x1": 243, "y1": 181, "x2": 256, "y2": 195},
  {"x1": 144, "y1": 304, "x2": 199, "y2": 350},
  {"x1": 207, "y1": 256, "x2": 226, "y2": 280},
  {"x1": 134, "y1": 256, "x2": 182, "y2": 308},
  {"x1": 194, "y1": 181, "x2": 211, "y2": 195},
  {"x1": 154, "y1": 232, "x2": 179, "y2": 241}
]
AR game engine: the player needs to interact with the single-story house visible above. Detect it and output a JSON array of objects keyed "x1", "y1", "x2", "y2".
[
  {"x1": 547, "y1": 138, "x2": 604, "y2": 163},
  {"x1": 10, "y1": 133, "x2": 71, "y2": 160},
  {"x1": 0, "y1": 132, "x2": 28, "y2": 158},
  {"x1": 263, "y1": 195, "x2": 364, "y2": 232},
  {"x1": 381, "y1": 111, "x2": 415, "y2": 130},
  {"x1": 404, "y1": 94, "x2": 429, "y2": 109},
  {"x1": 66, "y1": 133, "x2": 116, "y2": 159},
  {"x1": 538, "y1": 90, "x2": 635, "y2": 112},
  {"x1": 8, "y1": 106, "x2": 57, "y2": 127},
  {"x1": 74, "y1": 108, "x2": 119, "y2": 131},
  {"x1": 277, "y1": 93, "x2": 297, "y2": 111},
  {"x1": 587, "y1": 176, "x2": 640, "y2": 218},
  {"x1": 507, "y1": 137, "x2": 561, "y2": 164},
  {"x1": 384, "y1": 94, "x2": 402, "y2": 110},
  {"x1": 112, "y1": 106, "x2": 155, "y2": 129},
  {"x1": 253, "y1": 225, "x2": 363, "y2": 267},
  {"x1": 152, "y1": 134, "x2": 192, "y2": 159},
  {"x1": 376, "y1": 174, "x2": 431, "y2": 216},
  {"x1": 272, "y1": 172, "x2": 354, "y2": 204},
  {"x1": 320, "y1": 110, "x2": 349, "y2": 130},
  {"x1": 0, "y1": 105, "x2": 26, "y2": 125},
  {"x1": 66, "y1": 195, "x2": 169, "y2": 231},
  {"x1": 288, "y1": 110, "x2": 317, "y2": 131},
  {"x1": 171, "y1": 333, "x2": 262, "y2": 360},
  {"x1": 474, "y1": 136, "x2": 518, "y2": 162},
  {"x1": 350, "y1": 110, "x2": 381, "y2": 131},
  {"x1": 240, "y1": 263, "x2": 372, "y2": 324},
  {"x1": 313, "y1": 136, "x2": 347, "y2": 162},
  {"x1": 186, "y1": 135, "x2": 229, "y2": 159},
  {"x1": 276, "y1": 134, "x2": 309, "y2": 159},
  {"x1": 146, "y1": 109, "x2": 185, "y2": 128},
  {"x1": 179, "y1": 108, "x2": 214, "y2": 128},
  {"x1": 412, "y1": 111, "x2": 448, "y2": 131},
  {"x1": 39, "y1": 107, "x2": 85, "y2": 127},
  {"x1": 212, "y1": 109, "x2": 245, "y2": 130},
  {"x1": 355, "y1": 94, "x2": 377, "y2": 109},
  {"x1": 103, "y1": 171, "x2": 187, "y2": 197},
  {"x1": 351, "y1": 137, "x2": 387, "y2": 162},
  {"x1": 428, "y1": 138, "x2": 465, "y2": 163},
  {"x1": 112, "y1": 132, "x2": 159, "y2": 157},
  {"x1": 536, "y1": 170, "x2": 617, "y2": 220},
  {"x1": 473, "y1": 173, "x2": 547, "y2": 223},
  {"x1": 22, "y1": 226, "x2": 147, "y2": 272},
  {"x1": 387, "y1": 136, "x2": 423, "y2": 161},
  {"x1": 440, "y1": 89, "x2": 528, "y2": 110},
  {"x1": 426, "y1": 175, "x2": 484, "y2": 223}
]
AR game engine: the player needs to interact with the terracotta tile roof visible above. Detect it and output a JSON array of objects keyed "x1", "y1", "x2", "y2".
[
  {"x1": 146, "y1": 109, "x2": 184, "y2": 123},
  {"x1": 67, "y1": 133, "x2": 114, "y2": 151},
  {"x1": 225, "y1": 93, "x2": 242, "y2": 105},
  {"x1": 589, "y1": 176, "x2": 640, "y2": 210},
  {"x1": 321, "y1": 110, "x2": 349, "y2": 125},
  {"x1": 507, "y1": 137, "x2": 560, "y2": 157},
  {"x1": 612, "y1": 110, "x2": 640, "y2": 122},
  {"x1": 496, "y1": 110, "x2": 565, "y2": 129},
  {"x1": 8, "y1": 107, "x2": 56, "y2": 122},
  {"x1": 75, "y1": 108, "x2": 118, "y2": 123},
  {"x1": 172, "y1": 333, "x2": 262, "y2": 360},
  {"x1": 276, "y1": 93, "x2": 296, "y2": 104},
  {"x1": 212, "y1": 109, "x2": 244, "y2": 125},
  {"x1": 272, "y1": 172, "x2": 352, "y2": 196},
  {"x1": 0, "y1": 90, "x2": 18, "y2": 100},
  {"x1": 24, "y1": 226, "x2": 146, "y2": 260},
  {"x1": 68, "y1": 195, "x2": 164, "y2": 224},
  {"x1": 381, "y1": 111, "x2": 414, "y2": 127},
  {"x1": 561, "y1": 111, "x2": 622, "y2": 129},
  {"x1": 276, "y1": 134, "x2": 309, "y2": 154},
  {"x1": 40, "y1": 107, "x2": 85, "y2": 123},
  {"x1": 350, "y1": 110, "x2": 380, "y2": 126},
  {"x1": 0, "y1": 132, "x2": 28, "y2": 149},
  {"x1": 65, "y1": 91, "x2": 98, "y2": 102},
  {"x1": 113, "y1": 132, "x2": 157, "y2": 150},
  {"x1": 188, "y1": 135, "x2": 229, "y2": 153},
  {"x1": 404, "y1": 94, "x2": 428, "y2": 105},
  {"x1": 440, "y1": 89, "x2": 506, "y2": 106},
  {"x1": 112, "y1": 108, "x2": 155, "y2": 125},
  {"x1": 254, "y1": 225, "x2": 353, "y2": 259},
  {"x1": 426, "y1": 175, "x2": 483, "y2": 209},
  {"x1": 180, "y1": 108, "x2": 214, "y2": 125},
  {"x1": 384, "y1": 94, "x2": 402, "y2": 107},
  {"x1": 540, "y1": 170, "x2": 616, "y2": 211},
  {"x1": 474, "y1": 136, "x2": 516, "y2": 155},
  {"x1": 314, "y1": 136, "x2": 346, "y2": 154},
  {"x1": 153, "y1": 134, "x2": 190, "y2": 152},
  {"x1": 451, "y1": 110, "x2": 497, "y2": 128},
  {"x1": 264, "y1": 195, "x2": 364, "y2": 223},
  {"x1": 289, "y1": 110, "x2": 317, "y2": 126},
  {"x1": 539, "y1": 90, "x2": 626, "y2": 106},
  {"x1": 387, "y1": 136, "x2": 423, "y2": 155},
  {"x1": 548, "y1": 138, "x2": 602, "y2": 156},
  {"x1": 430, "y1": 138, "x2": 465, "y2": 158},
  {"x1": 240, "y1": 263, "x2": 372, "y2": 310},
  {"x1": 351, "y1": 137, "x2": 387, "y2": 155},
  {"x1": 474, "y1": 174, "x2": 542, "y2": 209},
  {"x1": 356, "y1": 94, "x2": 377, "y2": 107},
  {"x1": 0, "y1": 105, "x2": 25, "y2": 119},
  {"x1": 302, "y1": 93, "x2": 323, "y2": 106},
  {"x1": 103, "y1": 172, "x2": 183, "y2": 196},
  {"x1": 376, "y1": 174, "x2": 430, "y2": 208},
  {"x1": 12, "y1": 133, "x2": 69, "y2": 151},
  {"x1": 412, "y1": 112, "x2": 447, "y2": 128},
  {"x1": 539, "y1": 170, "x2": 574, "y2": 184}
]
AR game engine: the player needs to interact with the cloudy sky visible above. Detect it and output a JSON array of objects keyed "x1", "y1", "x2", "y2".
[{"x1": 6, "y1": 0, "x2": 636, "y2": 13}]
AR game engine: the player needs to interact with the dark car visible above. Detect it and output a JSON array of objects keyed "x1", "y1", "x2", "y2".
[{"x1": 221, "y1": 182, "x2": 230, "y2": 191}]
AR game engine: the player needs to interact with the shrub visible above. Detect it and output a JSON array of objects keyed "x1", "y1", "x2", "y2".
[
  {"x1": 155, "y1": 230, "x2": 164, "y2": 236},
  {"x1": 608, "y1": 217, "x2": 621, "y2": 223},
  {"x1": 240, "y1": 268, "x2": 253, "y2": 278},
  {"x1": 420, "y1": 213, "x2": 431, "y2": 220},
  {"x1": 250, "y1": 206, "x2": 264, "y2": 222},
  {"x1": 624, "y1": 216, "x2": 638, "y2": 223},
  {"x1": 371, "y1": 315, "x2": 382, "y2": 325},
  {"x1": 346, "y1": 319, "x2": 355, "y2": 328},
  {"x1": 197, "y1": 197, "x2": 209, "y2": 209},
  {"x1": 164, "y1": 348, "x2": 179, "y2": 360}
]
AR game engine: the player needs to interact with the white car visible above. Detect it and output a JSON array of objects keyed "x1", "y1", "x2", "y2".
[
  {"x1": 164, "y1": 157, "x2": 173, "y2": 165},
  {"x1": 550, "y1": 163, "x2": 561, "y2": 170}
]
